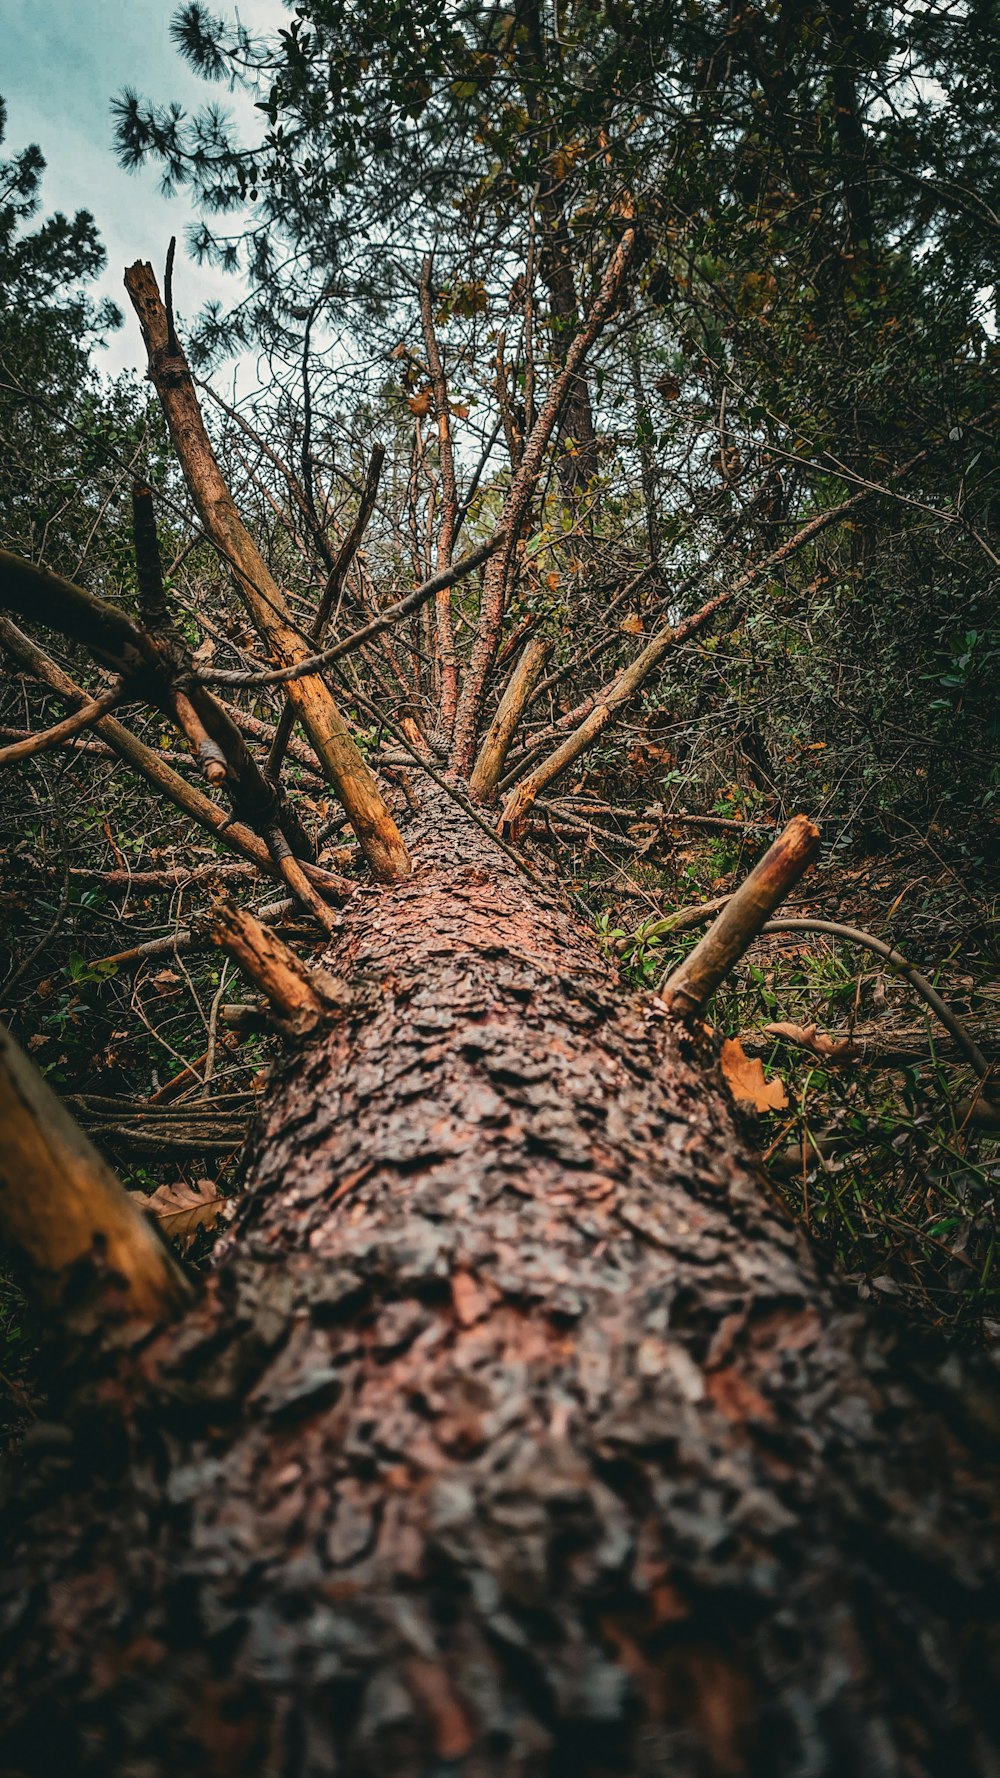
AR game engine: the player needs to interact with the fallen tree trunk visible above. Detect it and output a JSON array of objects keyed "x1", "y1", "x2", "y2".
[{"x1": 1, "y1": 793, "x2": 997, "y2": 1776}]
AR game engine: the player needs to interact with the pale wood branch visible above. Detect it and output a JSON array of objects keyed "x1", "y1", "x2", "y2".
[
  {"x1": 0, "y1": 618, "x2": 351, "y2": 904},
  {"x1": 0, "y1": 1021, "x2": 191, "y2": 1332},
  {"x1": 659, "y1": 817, "x2": 821, "y2": 1018},
  {"x1": 419, "y1": 255, "x2": 459, "y2": 728},
  {"x1": 469, "y1": 635, "x2": 554, "y2": 801},
  {"x1": 450, "y1": 224, "x2": 638, "y2": 774},
  {"x1": 266, "y1": 443, "x2": 386, "y2": 778},
  {"x1": 0, "y1": 685, "x2": 123, "y2": 766},
  {"x1": 209, "y1": 900, "x2": 349, "y2": 1034}
]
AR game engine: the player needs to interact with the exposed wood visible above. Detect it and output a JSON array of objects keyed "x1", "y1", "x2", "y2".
[
  {"x1": 198, "y1": 531, "x2": 505, "y2": 690},
  {"x1": 209, "y1": 899, "x2": 351, "y2": 1033},
  {"x1": 469, "y1": 634, "x2": 553, "y2": 800},
  {"x1": 0, "y1": 685, "x2": 122, "y2": 766},
  {"x1": 123, "y1": 260, "x2": 411, "y2": 882},
  {"x1": 450, "y1": 224, "x2": 638, "y2": 774},
  {"x1": 0, "y1": 1021, "x2": 191, "y2": 1332},
  {"x1": 89, "y1": 897, "x2": 300, "y2": 971},
  {"x1": 498, "y1": 493, "x2": 872, "y2": 831},
  {"x1": 0, "y1": 548, "x2": 316, "y2": 867},
  {"x1": 3, "y1": 794, "x2": 995, "y2": 1774},
  {"x1": 660, "y1": 816, "x2": 821, "y2": 1018}
]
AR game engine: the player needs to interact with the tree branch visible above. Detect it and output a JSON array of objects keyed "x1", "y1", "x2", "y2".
[
  {"x1": 659, "y1": 817, "x2": 821, "y2": 1019},
  {"x1": 450, "y1": 224, "x2": 638, "y2": 775},
  {"x1": 419, "y1": 255, "x2": 460, "y2": 729},
  {"x1": 499, "y1": 489, "x2": 870, "y2": 831},
  {"x1": 266, "y1": 442, "x2": 385, "y2": 778},
  {"x1": 0, "y1": 1020, "x2": 191, "y2": 1334},
  {"x1": 0, "y1": 685, "x2": 123, "y2": 766},
  {"x1": 0, "y1": 618, "x2": 351, "y2": 903},
  {"x1": 124, "y1": 259, "x2": 410, "y2": 882},
  {"x1": 469, "y1": 635, "x2": 553, "y2": 801}
]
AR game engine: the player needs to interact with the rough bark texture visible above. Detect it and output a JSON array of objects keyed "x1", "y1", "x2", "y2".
[{"x1": 1, "y1": 793, "x2": 998, "y2": 1777}]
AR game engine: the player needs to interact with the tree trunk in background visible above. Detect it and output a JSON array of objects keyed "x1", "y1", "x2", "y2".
[{"x1": 1, "y1": 790, "x2": 997, "y2": 1777}]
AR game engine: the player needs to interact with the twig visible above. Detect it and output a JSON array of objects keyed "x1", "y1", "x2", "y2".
[
  {"x1": 199, "y1": 531, "x2": 505, "y2": 689},
  {"x1": 755, "y1": 918, "x2": 992, "y2": 1083},
  {"x1": 0, "y1": 686, "x2": 123, "y2": 766}
]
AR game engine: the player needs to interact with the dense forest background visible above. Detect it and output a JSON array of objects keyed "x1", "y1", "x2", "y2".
[{"x1": 1, "y1": 0, "x2": 998, "y2": 1433}]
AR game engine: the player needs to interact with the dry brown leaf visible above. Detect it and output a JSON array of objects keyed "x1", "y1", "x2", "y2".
[
  {"x1": 764, "y1": 1021, "x2": 859, "y2": 1062},
  {"x1": 621, "y1": 611, "x2": 644, "y2": 634},
  {"x1": 407, "y1": 388, "x2": 433, "y2": 417},
  {"x1": 720, "y1": 1037, "x2": 788, "y2": 1112},
  {"x1": 133, "y1": 1178, "x2": 230, "y2": 1254}
]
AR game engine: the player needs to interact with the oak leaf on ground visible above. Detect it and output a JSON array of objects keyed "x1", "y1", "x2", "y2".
[
  {"x1": 719, "y1": 1036, "x2": 788, "y2": 1112},
  {"x1": 132, "y1": 1178, "x2": 231, "y2": 1254}
]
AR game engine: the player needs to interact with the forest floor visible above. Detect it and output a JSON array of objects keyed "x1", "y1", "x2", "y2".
[{"x1": 2, "y1": 820, "x2": 998, "y2": 1452}]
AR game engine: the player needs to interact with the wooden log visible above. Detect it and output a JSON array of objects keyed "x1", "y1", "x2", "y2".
[
  {"x1": 660, "y1": 816, "x2": 821, "y2": 1018},
  {"x1": 0, "y1": 1022, "x2": 191, "y2": 1332}
]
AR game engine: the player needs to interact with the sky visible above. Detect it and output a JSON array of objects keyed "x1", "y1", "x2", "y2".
[{"x1": 4, "y1": 0, "x2": 282, "y2": 377}]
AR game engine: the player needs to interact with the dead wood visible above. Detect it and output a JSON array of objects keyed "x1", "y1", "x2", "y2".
[
  {"x1": 0, "y1": 685, "x2": 123, "y2": 765},
  {"x1": 209, "y1": 899, "x2": 353, "y2": 1034},
  {"x1": 469, "y1": 634, "x2": 554, "y2": 801},
  {"x1": 660, "y1": 816, "x2": 821, "y2": 1017},
  {"x1": 266, "y1": 443, "x2": 386, "y2": 779},
  {"x1": 0, "y1": 1021, "x2": 191, "y2": 1332},
  {"x1": 0, "y1": 618, "x2": 351, "y2": 905},
  {"x1": 2, "y1": 794, "x2": 996, "y2": 1776},
  {"x1": 70, "y1": 1092, "x2": 254, "y2": 1157},
  {"x1": 123, "y1": 260, "x2": 411, "y2": 882}
]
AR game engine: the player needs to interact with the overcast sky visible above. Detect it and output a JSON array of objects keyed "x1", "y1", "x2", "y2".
[{"x1": 4, "y1": 0, "x2": 282, "y2": 377}]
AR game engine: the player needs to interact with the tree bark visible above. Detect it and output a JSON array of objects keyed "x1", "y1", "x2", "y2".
[{"x1": 1, "y1": 792, "x2": 997, "y2": 1776}]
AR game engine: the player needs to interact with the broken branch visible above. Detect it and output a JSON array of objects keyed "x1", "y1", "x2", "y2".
[
  {"x1": 469, "y1": 635, "x2": 554, "y2": 802},
  {"x1": 0, "y1": 685, "x2": 123, "y2": 766},
  {"x1": 659, "y1": 816, "x2": 821, "y2": 1018},
  {"x1": 0, "y1": 1021, "x2": 191, "y2": 1332},
  {"x1": 124, "y1": 260, "x2": 410, "y2": 882},
  {"x1": 209, "y1": 900, "x2": 348, "y2": 1034}
]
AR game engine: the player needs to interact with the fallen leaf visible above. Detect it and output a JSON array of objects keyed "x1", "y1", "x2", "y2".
[
  {"x1": 134, "y1": 1178, "x2": 230, "y2": 1253},
  {"x1": 764, "y1": 1021, "x2": 859, "y2": 1062},
  {"x1": 720, "y1": 1036, "x2": 788, "y2": 1112},
  {"x1": 621, "y1": 611, "x2": 644, "y2": 634}
]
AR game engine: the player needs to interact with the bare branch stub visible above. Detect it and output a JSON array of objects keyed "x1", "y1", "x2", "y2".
[
  {"x1": 659, "y1": 815, "x2": 821, "y2": 1020},
  {"x1": 208, "y1": 900, "x2": 353, "y2": 1035},
  {"x1": 0, "y1": 1021, "x2": 191, "y2": 1334}
]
